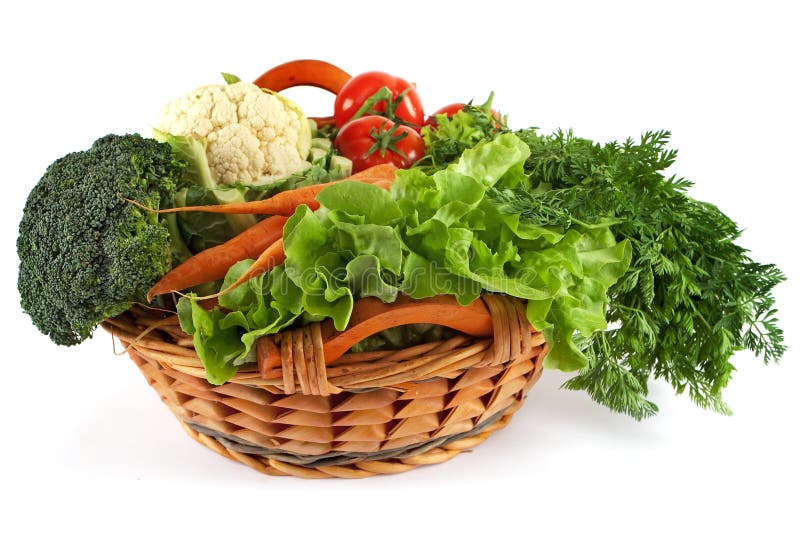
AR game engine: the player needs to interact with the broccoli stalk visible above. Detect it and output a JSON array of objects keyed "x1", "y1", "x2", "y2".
[{"x1": 17, "y1": 134, "x2": 188, "y2": 346}]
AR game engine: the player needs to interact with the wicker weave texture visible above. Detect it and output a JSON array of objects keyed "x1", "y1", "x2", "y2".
[{"x1": 104, "y1": 294, "x2": 546, "y2": 478}]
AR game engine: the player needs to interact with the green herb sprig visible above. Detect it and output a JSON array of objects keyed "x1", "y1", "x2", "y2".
[{"x1": 502, "y1": 129, "x2": 786, "y2": 418}]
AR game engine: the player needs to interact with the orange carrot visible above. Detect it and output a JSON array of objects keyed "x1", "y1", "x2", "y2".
[
  {"x1": 253, "y1": 59, "x2": 351, "y2": 94},
  {"x1": 147, "y1": 215, "x2": 287, "y2": 301},
  {"x1": 145, "y1": 164, "x2": 397, "y2": 216},
  {"x1": 200, "y1": 238, "x2": 285, "y2": 300},
  {"x1": 253, "y1": 59, "x2": 351, "y2": 128},
  {"x1": 257, "y1": 295, "x2": 496, "y2": 376}
]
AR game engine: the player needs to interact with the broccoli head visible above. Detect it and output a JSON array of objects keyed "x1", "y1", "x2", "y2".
[{"x1": 17, "y1": 133, "x2": 188, "y2": 345}]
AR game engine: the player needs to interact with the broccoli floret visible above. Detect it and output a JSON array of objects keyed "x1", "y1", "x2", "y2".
[{"x1": 17, "y1": 133, "x2": 188, "y2": 345}]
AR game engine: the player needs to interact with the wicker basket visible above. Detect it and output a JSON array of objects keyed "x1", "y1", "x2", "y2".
[{"x1": 102, "y1": 293, "x2": 546, "y2": 478}]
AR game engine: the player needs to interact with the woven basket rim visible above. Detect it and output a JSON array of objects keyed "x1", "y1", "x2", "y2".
[{"x1": 103, "y1": 293, "x2": 545, "y2": 394}]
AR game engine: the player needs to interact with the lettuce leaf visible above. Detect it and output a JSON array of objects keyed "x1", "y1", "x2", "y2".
[
  {"x1": 176, "y1": 297, "x2": 241, "y2": 385},
  {"x1": 179, "y1": 133, "x2": 631, "y2": 382}
]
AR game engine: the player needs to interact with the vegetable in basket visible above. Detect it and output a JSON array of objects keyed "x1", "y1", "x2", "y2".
[
  {"x1": 333, "y1": 70, "x2": 425, "y2": 129},
  {"x1": 154, "y1": 78, "x2": 321, "y2": 252},
  {"x1": 17, "y1": 134, "x2": 190, "y2": 345},
  {"x1": 334, "y1": 115, "x2": 425, "y2": 172},
  {"x1": 157, "y1": 80, "x2": 312, "y2": 186},
  {"x1": 176, "y1": 134, "x2": 632, "y2": 385}
]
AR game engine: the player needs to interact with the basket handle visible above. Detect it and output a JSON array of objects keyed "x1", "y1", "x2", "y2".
[{"x1": 257, "y1": 294, "x2": 536, "y2": 395}]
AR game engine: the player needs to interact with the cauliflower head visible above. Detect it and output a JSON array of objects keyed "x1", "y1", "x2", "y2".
[{"x1": 158, "y1": 82, "x2": 311, "y2": 185}]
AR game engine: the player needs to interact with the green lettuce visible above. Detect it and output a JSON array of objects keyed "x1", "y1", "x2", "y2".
[{"x1": 179, "y1": 133, "x2": 631, "y2": 383}]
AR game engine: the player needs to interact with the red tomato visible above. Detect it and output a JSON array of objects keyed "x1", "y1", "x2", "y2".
[
  {"x1": 334, "y1": 71, "x2": 424, "y2": 129},
  {"x1": 424, "y1": 103, "x2": 466, "y2": 127},
  {"x1": 424, "y1": 103, "x2": 502, "y2": 128},
  {"x1": 334, "y1": 116, "x2": 425, "y2": 172}
]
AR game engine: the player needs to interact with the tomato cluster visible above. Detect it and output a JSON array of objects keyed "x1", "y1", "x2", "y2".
[
  {"x1": 331, "y1": 70, "x2": 493, "y2": 172},
  {"x1": 332, "y1": 71, "x2": 426, "y2": 172},
  {"x1": 254, "y1": 61, "x2": 488, "y2": 173}
]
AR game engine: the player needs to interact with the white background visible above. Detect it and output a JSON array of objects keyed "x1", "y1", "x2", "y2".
[{"x1": 1, "y1": 1, "x2": 798, "y2": 532}]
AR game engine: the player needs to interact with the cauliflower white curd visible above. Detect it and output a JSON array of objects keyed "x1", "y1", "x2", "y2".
[{"x1": 158, "y1": 82, "x2": 311, "y2": 185}]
